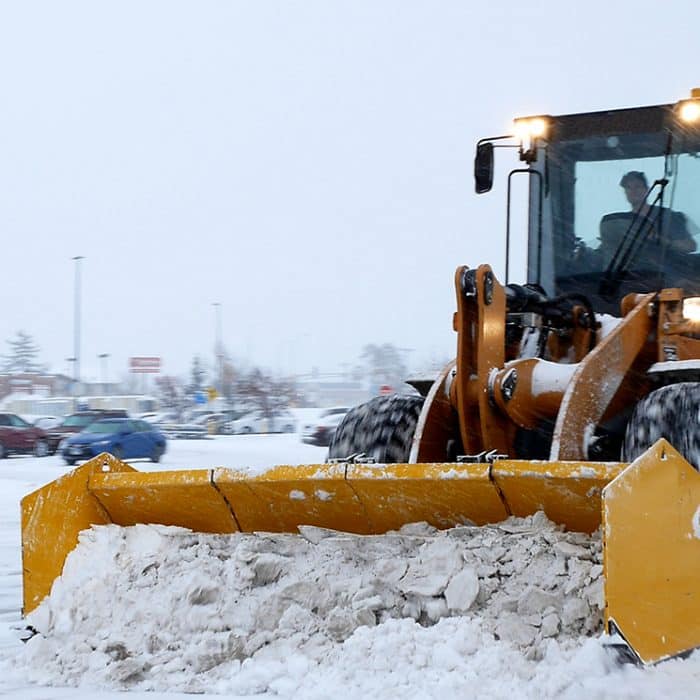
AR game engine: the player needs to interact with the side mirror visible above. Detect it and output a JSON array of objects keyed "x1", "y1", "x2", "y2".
[{"x1": 474, "y1": 142, "x2": 494, "y2": 194}]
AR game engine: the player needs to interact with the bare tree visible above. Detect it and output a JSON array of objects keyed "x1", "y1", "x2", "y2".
[
  {"x1": 360, "y1": 343, "x2": 407, "y2": 389},
  {"x1": 234, "y1": 369, "x2": 298, "y2": 417}
]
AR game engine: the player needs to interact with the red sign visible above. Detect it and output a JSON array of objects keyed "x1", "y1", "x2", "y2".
[{"x1": 129, "y1": 357, "x2": 161, "y2": 374}]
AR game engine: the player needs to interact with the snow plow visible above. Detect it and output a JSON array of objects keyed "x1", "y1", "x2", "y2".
[{"x1": 21, "y1": 90, "x2": 700, "y2": 666}]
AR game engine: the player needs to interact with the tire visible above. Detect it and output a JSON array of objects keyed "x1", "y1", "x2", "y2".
[
  {"x1": 623, "y1": 382, "x2": 700, "y2": 469},
  {"x1": 111, "y1": 446, "x2": 124, "y2": 460},
  {"x1": 33, "y1": 440, "x2": 49, "y2": 457},
  {"x1": 240, "y1": 426, "x2": 253, "y2": 435},
  {"x1": 150, "y1": 445, "x2": 163, "y2": 463},
  {"x1": 0, "y1": 442, "x2": 5, "y2": 459},
  {"x1": 328, "y1": 394, "x2": 425, "y2": 463},
  {"x1": 65, "y1": 458, "x2": 76, "y2": 466}
]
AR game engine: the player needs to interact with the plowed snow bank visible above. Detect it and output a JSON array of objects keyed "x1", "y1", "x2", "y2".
[{"x1": 15, "y1": 512, "x2": 609, "y2": 694}]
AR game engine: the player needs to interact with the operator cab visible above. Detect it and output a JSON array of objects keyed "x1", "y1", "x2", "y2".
[{"x1": 477, "y1": 91, "x2": 700, "y2": 315}]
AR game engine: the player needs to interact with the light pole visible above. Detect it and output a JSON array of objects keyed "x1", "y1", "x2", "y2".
[
  {"x1": 72, "y1": 256, "x2": 85, "y2": 388},
  {"x1": 212, "y1": 302, "x2": 223, "y2": 393},
  {"x1": 98, "y1": 353, "x2": 110, "y2": 387}
]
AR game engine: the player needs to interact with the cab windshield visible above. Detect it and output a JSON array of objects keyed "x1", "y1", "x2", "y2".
[{"x1": 531, "y1": 124, "x2": 700, "y2": 313}]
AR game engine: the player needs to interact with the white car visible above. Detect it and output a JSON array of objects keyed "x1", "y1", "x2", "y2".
[
  {"x1": 227, "y1": 410, "x2": 297, "y2": 435},
  {"x1": 301, "y1": 407, "x2": 350, "y2": 446}
]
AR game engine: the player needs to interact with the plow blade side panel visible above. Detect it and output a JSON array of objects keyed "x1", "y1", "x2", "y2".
[
  {"x1": 21, "y1": 454, "x2": 136, "y2": 615},
  {"x1": 214, "y1": 464, "x2": 373, "y2": 534},
  {"x1": 90, "y1": 469, "x2": 240, "y2": 533},
  {"x1": 493, "y1": 461, "x2": 625, "y2": 533},
  {"x1": 603, "y1": 439, "x2": 700, "y2": 664},
  {"x1": 347, "y1": 463, "x2": 508, "y2": 532}
]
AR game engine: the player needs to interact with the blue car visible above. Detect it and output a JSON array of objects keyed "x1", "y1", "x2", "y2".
[{"x1": 60, "y1": 418, "x2": 167, "y2": 465}]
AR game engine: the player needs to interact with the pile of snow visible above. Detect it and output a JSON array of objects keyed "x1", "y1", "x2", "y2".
[{"x1": 16, "y1": 512, "x2": 612, "y2": 695}]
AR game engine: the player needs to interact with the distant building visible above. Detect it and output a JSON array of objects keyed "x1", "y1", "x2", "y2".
[
  {"x1": 295, "y1": 374, "x2": 372, "y2": 407},
  {"x1": 0, "y1": 373, "x2": 73, "y2": 401}
]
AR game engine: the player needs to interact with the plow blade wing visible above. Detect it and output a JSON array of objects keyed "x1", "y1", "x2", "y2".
[{"x1": 603, "y1": 439, "x2": 700, "y2": 665}]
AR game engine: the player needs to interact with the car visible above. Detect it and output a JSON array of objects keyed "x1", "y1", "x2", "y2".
[
  {"x1": 0, "y1": 413, "x2": 50, "y2": 458},
  {"x1": 301, "y1": 408, "x2": 350, "y2": 446},
  {"x1": 30, "y1": 415, "x2": 62, "y2": 430},
  {"x1": 59, "y1": 418, "x2": 166, "y2": 465},
  {"x1": 227, "y1": 409, "x2": 297, "y2": 435},
  {"x1": 190, "y1": 412, "x2": 232, "y2": 434},
  {"x1": 46, "y1": 409, "x2": 129, "y2": 454}
]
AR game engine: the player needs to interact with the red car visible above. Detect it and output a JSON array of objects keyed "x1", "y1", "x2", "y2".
[{"x1": 0, "y1": 413, "x2": 49, "y2": 458}]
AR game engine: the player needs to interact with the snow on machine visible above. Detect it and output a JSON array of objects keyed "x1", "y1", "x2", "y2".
[{"x1": 22, "y1": 90, "x2": 700, "y2": 665}]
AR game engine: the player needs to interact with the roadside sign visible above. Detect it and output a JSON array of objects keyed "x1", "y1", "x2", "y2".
[{"x1": 129, "y1": 357, "x2": 161, "y2": 373}]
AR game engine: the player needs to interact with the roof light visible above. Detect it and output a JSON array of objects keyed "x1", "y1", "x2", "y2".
[
  {"x1": 678, "y1": 99, "x2": 700, "y2": 124},
  {"x1": 513, "y1": 116, "x2": 549, "y2": 141},
  {"x1": 513, "y1": 116, "x2": 550, "y2": 164}
]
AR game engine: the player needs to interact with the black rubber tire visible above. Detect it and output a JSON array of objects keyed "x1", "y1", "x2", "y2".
[
  {"x1": 0, "y1": 442, "x2": 5, "y2": 459},
  {"x1": 65, "y1": 458, "x2": 76, "y2": 466},
  {"x1": 150, "y1": 445, "x2": 163, "y2": 463},
  {"x1": 33, "y1": 440, "x2": 49, "y2": 457},
  {"x1": 623, "y1": 382, "x2": 700, "y2": 469},
  {"x1": 328, "y1": 394, "x2": 425, "y2": 463}
]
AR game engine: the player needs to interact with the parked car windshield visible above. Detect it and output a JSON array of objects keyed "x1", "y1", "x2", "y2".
[{"x1": 84, "y1": 421, "x2": 129, "y2": 434}]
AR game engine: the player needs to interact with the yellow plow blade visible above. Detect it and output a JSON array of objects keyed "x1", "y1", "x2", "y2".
[
  {"x1": 603, "y1": 439, "x2": 700, "y2": 664},
  {"x1": 493, "y1": 460, "x2": 625, "y2": 533},
  {"x1": 20, "y1": 446, "x2": 700, "y2": 665}
]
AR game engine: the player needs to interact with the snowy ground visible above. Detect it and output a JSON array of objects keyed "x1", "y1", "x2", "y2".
[{"x1": 0, "y1": 428, "x2": 698, "y2": 698}]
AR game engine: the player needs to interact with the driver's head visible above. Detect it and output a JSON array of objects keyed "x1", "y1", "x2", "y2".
[{"x1": 620, "y1": 171, "x2": 648, "y2": 210}]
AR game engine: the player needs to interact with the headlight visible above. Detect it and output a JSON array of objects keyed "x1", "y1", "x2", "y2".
[{"x1": 683, "y1": 297, "x2": 700, "y2": 321}]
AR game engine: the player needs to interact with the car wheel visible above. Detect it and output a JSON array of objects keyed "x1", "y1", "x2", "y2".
[
  {"x1": 33, "y1": 440, "x2": 49, "y2": 457},
  {"x1": 150, "y1": 445, "x2": 163, "y2": 463},
  {"x1": 111, "y1": 446, "x2": 123, "y2": 460},
  {"x1": 0, "y1": 442, "x2": 5, "y2": 459},
  {"x1": 241, "y1": 426, "x2": 253, "y2": 434},
  {"x1": 65, "y1": 458, "x2": 77, "y2": 466}
]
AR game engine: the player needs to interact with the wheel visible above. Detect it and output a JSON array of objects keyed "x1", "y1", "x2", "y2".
[
  {"x1": 33, "y1": 440, "x2": 49, "y2": 457},
  {"x1": 150, "y1": 445, "x2": 164, "y2": 463},
  {"x1": 111, "y1": 446, "x2": 123, "y2": 460},
  {"x1": 623, "y1": 382, "x2": 700, "y2": 469},
  {"x1": 328, "y1": 394, "x2": 425, "y2": 463},
  {"x1": 65, "y1": 458, "x2": 76, "y2": 466},
  {"x1": 0, "y1": 442, "x2": 5, "y2": 459},
  {"x1": 240, "y1": 426, "x2": 253, "y2": 435}
]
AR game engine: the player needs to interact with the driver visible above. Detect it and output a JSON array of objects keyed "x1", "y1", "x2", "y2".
[
  {"x1": 621, "y1": 171, "x2": 696, "y2": 252},
  {"x1": 600, "y1": 171, "x2": 697, "y2": 258}
]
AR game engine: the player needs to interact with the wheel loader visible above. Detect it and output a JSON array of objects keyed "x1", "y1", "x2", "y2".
[{"x1": 21, "y1": 90, "x2": 700, "y2": 666}]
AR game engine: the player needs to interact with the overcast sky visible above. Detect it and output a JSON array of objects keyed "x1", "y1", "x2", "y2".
[{"x1": 1, "y1": 1, "x2": 698, "y2": 383}]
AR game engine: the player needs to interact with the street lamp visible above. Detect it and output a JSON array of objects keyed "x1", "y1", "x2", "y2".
[
  {"x1": 212, "y1": 302, "x2": 223, "y2": 393},
  {"x1": 98, "y1": 353, "x2": 110, "y2": 386},
  {"x1": 72, "y1": 256, "x2": 85, "y2": 386}
]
